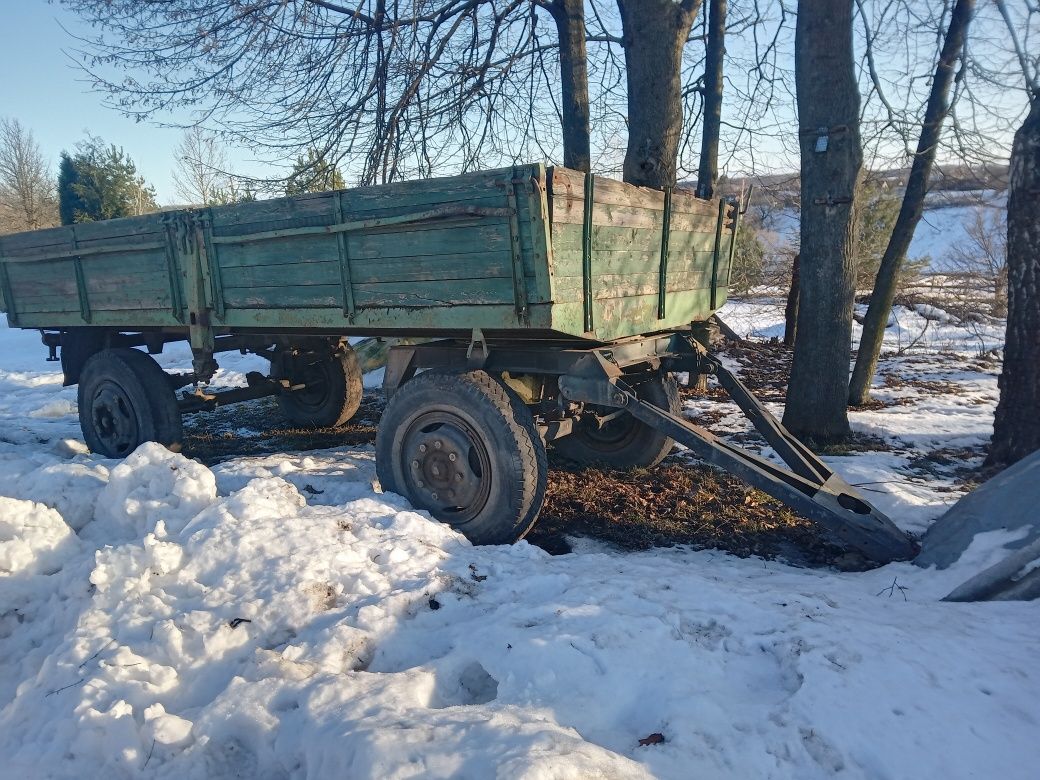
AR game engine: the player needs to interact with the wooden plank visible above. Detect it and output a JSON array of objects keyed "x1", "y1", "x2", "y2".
[
  {"x1": 220, "y1": 277, "x2": 519, "y2": 310},
  {"x1": 220, "y1": 261, "x2": 342, "y2": 290},
  {"x1": 548, "y1": 167, "x2": 716, "y2": 217},
  {"x1": 222, "y1": 284, "x2": 343, "y2": 309},
  {"x1": 10, "y1": 309, "x2": 181, "y2": 328},
  {"x1": 552, "y1": 270, "x2": 715, "y2": 301},
  {"x1": 214, "y1": 236, "x2": 339, "y2": 269},
  {"x1": 208, "y1": 165, "x2": 525, "y2": 232},
  {"x1": 349, "y1": 252, "x2": 516, "y2": 283},
  {"x1": 551, "y1": 195, "x2": 725, "y2": 232},
  {"x1": 350, "y1": 221, "x2": 514, "y2": 260},
  {"x1": 551, "y1": 224, "x2": 722, "y2": 254},
  {"x1": 353, "y1": 278, "x2": 517, "y2": 308},
  {"x1": 0, "y1": 225, "x2": 74, "y2": 254},
  {"x1": 551, "y1": 248, "x2": 718, "y2": 280},
  {"x1": 217, "y1": 301, "x2": 556, "y2": 333}
]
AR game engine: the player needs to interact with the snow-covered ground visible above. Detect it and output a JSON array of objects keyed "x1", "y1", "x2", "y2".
[
  {"x1": 1, "y1": 309, "x2": 1037, "y2": 779},
  {"x1": 754, "y1": 188, "x2": 1007, "y2": 273}
]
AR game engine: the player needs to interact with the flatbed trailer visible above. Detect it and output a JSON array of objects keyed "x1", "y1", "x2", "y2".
[{"x1": 0, "y1": 164, "x2": 915, "y2": 563}]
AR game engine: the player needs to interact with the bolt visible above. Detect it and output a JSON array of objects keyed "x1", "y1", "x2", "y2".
[
  {"x1": 433, "y1": 440, "x2": 442, "y2": 449},
  {"x1": 431, "y1": 465, "x2": 441, "y2": 477},
  {"x1": 411, "y1": 460, "x2": 419, "y2": 468},
  {"x1": 431, "y1": 492, "x2": 439, "y2": 500},
  {"x1": 613, "y1": 392, "x2": 626, "y2": 405},
  {"x1": 419, "y1": 443, "x2": 427, "y2": 453},
  {"x1": 417, "y1": 480, "x2": 425, "y2": 488},
  {"x1": 448, "y1": 452, "x2": 457, "y2": 462}
]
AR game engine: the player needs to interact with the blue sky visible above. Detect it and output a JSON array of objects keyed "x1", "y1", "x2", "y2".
[
  {"x1": 1, "y1": 2, "x2": 1023, "y2": 205},
  {"x1": 0, "y1": 3, "x2": 197, "y2": 203}
]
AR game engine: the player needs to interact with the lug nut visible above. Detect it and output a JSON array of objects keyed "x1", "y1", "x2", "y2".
[
  {"x1": 448, "y1": 452, "x2": 457, "y2": 462},
  {"x1": 417, "y1": 480, "x2": 425, "y2": 488},
  {"x1": 419, "y1": 444, "x2": 427, "y2": 453},
  {"x1": 411, "y1": 460, "x2": 419, "y2": 468},
  {"x1": 431, "y1": 492, "x2": 439, "y2": 500},
  {"x1": 433, "y1": 440, "x2": 442, "y2": 449}
]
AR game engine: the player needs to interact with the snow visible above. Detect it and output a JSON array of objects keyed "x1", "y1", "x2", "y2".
[
  {"x1": 0, "y1": 312, "x2": 1038, "y2": 778},
  {"x1": 753, "y1": 188, "x2": 1006, "y2": 274}
]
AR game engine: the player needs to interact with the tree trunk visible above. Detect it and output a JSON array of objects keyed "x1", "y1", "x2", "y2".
[
  {"x1": 781, "y1": 0, "x2": 862, "y2": 443},
  {"x1": 784, "y1": 253, "x2": 800, "y2": 346},
  {"x1": 848, "y1": 0, "x2": 975, "y2": 405},
  {"x1": 988, "y1": 96, "x2": 1040, "y2": 467},
  {"x1": 549, "y1": 0, "x2": 591, "y2": 172},
  {"x1": 618, "y1": 0, "x2": 701, "y2": 188},
  {"x1": 696, "y1": 0, "x2": 726, "y2": 199}
]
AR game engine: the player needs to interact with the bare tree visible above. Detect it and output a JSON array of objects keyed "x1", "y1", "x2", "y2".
[
  {"x1": 617, "y1": 0, "x2": 702, "y2": 188},
  {"x1": 848, "y1": 0, "x2": 976, "y2": 406},
  {"x1": 696, "y1": 0, "x2": 727, "y2": 198},
  {"x1": 781, "y1": 0, "x2": 862, "y2": 443},
  {"x1": 988, "y1": 0, "x2": 1040, "y2": 467},
  {"x1": 546, "y1": 0, "x2": 592, "y2": 171},
  {"x1": 60, "y1": 0, "x2": 591, "y2": 184},
  {"x1": 0, "y1": 118, "x2": 57, "y2": 233},
  {"x1": 172, "y1": 127, "x2": 231, "y2": 206},
  {"x1": 945, "y1": 205, "x2": 1008, "y2": 317}
]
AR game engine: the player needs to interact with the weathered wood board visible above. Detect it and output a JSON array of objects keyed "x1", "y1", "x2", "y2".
[{"x1": 0, "y1": 164, "x2": 735, "y2": 342}]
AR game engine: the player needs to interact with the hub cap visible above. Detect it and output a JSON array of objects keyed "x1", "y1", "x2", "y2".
[
  {"x1": 90, "y1": 381, "x2": 139, "y2": 457},
  {"x1": 400, "y1": 411, "x2": 492, "y2": 522},
  {"x1": 283, "y1": 355, "x2": 333, "y2": 411}
]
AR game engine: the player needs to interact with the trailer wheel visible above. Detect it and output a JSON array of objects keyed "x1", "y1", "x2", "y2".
[
  {"x1": 553, "y1": 374, "x2": 680, "y2": 468},
  {"x1": 376, "y1": 370, "x2": 548, "y2": 545},
  {"x1": 78, "y1": 348, "x2": 183, "y2": 458},
  {"x1": 275, "y1": 343, "x2": 363, "y2": 428}
]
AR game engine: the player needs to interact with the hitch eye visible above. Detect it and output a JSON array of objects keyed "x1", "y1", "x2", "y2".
[{"x1": 837, "y1": 493, "x2": 871, "y2": 515}]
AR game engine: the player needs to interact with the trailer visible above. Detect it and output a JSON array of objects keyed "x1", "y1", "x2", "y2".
[{"x1": 0, "y1": 164, "x2": 916, "y2": 563}]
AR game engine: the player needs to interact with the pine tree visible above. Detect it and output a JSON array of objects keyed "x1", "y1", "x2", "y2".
[
  {"x1": 285, "y1": 150, "x2": 346, "y2": 196},
  {"x1": 57, "y1": 136, "x2": 157, "y2": 223}
]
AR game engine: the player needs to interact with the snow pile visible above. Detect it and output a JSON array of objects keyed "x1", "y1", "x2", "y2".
[
  {"x1": 95, "y1": 442, "x2": 217, "y2": 539},
  {"x1": 0, "y1": 445, "x2": 1037, "y2": 778},
  {"x1": 0, "y1": 496, "x2": 80, "y2": 576},
  {"x1": 0, "y1": 311, "x2": 1038, "y2": 778}
]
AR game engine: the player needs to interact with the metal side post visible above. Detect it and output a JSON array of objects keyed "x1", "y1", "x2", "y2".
[{"x1": 559, "y1": 355, "x2": 917, "y2": 563}]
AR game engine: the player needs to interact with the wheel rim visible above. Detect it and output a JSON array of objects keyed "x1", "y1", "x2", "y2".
[
  {"x1": 574, "y1": 407, "x2": 641, "y2": 452},
  {"x1": 400, "y1": 411, "x2": 493, "y2": 523},
  {"x1": 284, "y1": 355, "x2": 333, "y2": 412},
  {"x1": 90, "y1": 380, "x2": 139, "y2": 456}
]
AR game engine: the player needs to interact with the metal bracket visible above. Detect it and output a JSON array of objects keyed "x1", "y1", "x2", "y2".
[
  {"x1": 466, "y1": 328, "x2": 488, "y2": 368},
  {"x1": 657, "y1": 186, "x2": 673, "y2": 320},
  {"x1": 504, "y1": 171, "x2": 530, "y2": 325},
  {"x1": 557, "y1": 349, "x2": 917, "y2": 563},
  {"x1": 582, "y1": 170, "x2": 595, "y2": 334}
]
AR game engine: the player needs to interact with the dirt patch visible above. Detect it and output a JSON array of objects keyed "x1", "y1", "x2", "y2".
[
  {"x1": 182, "y1": 394, "x2": 382, "y2": 465},
  {"x1": 529, "y1": 456, "x2": 854, "y2": 567}
]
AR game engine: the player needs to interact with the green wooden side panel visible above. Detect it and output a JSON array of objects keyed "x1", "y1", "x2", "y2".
[{"x1": 0, "y1": 163, "x2": 732, "y2": 340}]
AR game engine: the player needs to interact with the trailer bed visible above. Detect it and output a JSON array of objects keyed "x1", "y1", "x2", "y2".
[{"x1": 0, "y1": 164, "x2": 735, "y2": 342}]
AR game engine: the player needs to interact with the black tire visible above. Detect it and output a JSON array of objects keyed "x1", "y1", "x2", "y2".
[
  {"x1": 375, "y1": 370, "x2": 548, "y2": 545},
  {"x1": 59, "y1": 328, "x2": 109, "y2": 387},
  {"x1": 77, "y1": 348, "x2": 183, "y2": 458},
  {"x1": 553, "y1": 374, "x2": 680, "y2": 468},
  {"x1": 275, "y1": 343, "x2": 363, "y2": 428}
]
